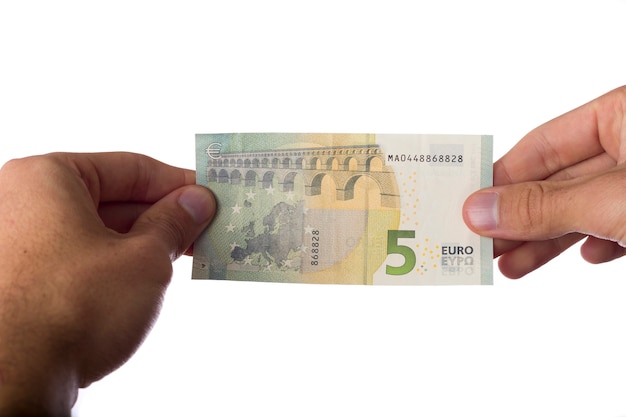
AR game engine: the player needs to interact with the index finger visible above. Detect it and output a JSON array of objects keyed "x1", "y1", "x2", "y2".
[
  {"x1": 494, "y1": 86, "x2": 626, "y2": 186},
  {"x1": 55, "y1": 152, "x2": 196, "y2": 204}
]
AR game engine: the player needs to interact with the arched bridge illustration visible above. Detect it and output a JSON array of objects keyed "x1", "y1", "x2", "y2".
[{"x1": 205, "y1": 144, "x2": 400, "y2": 208}]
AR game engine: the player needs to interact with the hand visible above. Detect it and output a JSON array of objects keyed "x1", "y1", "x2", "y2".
[
  {"x1": 0, "y1": 153, "x2": 216, "y2": 416},
  {"x1": 463, "y1": 86, "x2": 626, "y2": 279}
]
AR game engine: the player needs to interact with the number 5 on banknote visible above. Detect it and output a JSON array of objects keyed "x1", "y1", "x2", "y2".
[
  {"x1": 193, "y1": 133, "x2": 492, "y2": 285},
  {"x1": 386, "y1": 230, "x2": 418, "y2": 276}
]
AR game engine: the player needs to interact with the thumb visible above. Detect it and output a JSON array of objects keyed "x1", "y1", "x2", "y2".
[
  {"x1": 463, "y1": 171, "x2": 626, "y2": 244},
  {"x1": 130, "y1": 185, "x2": 217, "y2": 260}
]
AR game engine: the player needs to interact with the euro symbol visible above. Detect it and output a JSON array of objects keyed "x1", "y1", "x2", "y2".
[{"x1": 206, "y1": 142, "x2": 222, "y2": 160}]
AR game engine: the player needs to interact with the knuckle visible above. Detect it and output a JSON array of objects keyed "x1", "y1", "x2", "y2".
[
  {"x1": 582, "y1": 169, "x2": 626, "y2": 245},
  {"x1": 513, "y1": 182, "x2": 554, "y2": 234},
  {"x1": 532, "y1": 131, "x2": 564, "y2": 177},
  {"x1": 143, "y1": 212, "x2": 188, "y2": 258}
]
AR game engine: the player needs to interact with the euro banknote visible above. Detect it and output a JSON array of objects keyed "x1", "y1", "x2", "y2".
[{"x1": 192, "y1": 133, "x2": 492, "y2": 285}]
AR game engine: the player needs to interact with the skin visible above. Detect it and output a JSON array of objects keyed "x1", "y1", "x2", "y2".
[
  {"x1": 464, "y1": 85, "x2": 626, "y2": 278},
  {"x1": 0, "y1": 152, "x2": 216, "y2": 416}
]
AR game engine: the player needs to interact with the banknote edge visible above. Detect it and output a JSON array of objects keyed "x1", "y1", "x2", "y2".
[{"x1": 480, "y1": 135, "x2": 494, "y2": 285}]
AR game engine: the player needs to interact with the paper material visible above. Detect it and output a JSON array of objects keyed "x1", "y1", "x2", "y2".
[{"x1": 193, "y1": 133, "x2": 492, "y2": 285}]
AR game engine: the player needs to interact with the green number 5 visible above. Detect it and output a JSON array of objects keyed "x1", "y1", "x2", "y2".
[{"x1": 386, "y1": 230, "x2": 416, "y2": 275}]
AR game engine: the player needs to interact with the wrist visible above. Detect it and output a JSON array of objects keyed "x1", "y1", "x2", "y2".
[
  {"x1": 0, "y1": 289, "x2": 79, "y2": 417},
  {"x1": 0, "y1": 356, "x2": 78, "y2": 417}
]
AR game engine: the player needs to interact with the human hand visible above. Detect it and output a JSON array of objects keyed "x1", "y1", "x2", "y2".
[
  {"x1": 0, "y1": 153, "x2": 216, "y2": 416},
  {"x1": 463, "y1": 86, "x2": 626, "y2": 279}
]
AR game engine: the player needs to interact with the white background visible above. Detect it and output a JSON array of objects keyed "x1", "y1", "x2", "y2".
[{"x1": 2, "y1": 1, "x2": 626, "y2": 416}]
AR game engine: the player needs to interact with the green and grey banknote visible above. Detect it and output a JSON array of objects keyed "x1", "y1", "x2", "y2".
[{"x1": 193, "y1": 133, "x2": 492, "y2": 285}]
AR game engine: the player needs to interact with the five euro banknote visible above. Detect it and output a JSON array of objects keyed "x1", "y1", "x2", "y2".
[{"x1": 192, "y1": 133, "x2": 492, "y2": 285}]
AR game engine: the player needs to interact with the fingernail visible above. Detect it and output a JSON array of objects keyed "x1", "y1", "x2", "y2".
[
  {"x1": 178, "y1": 186, "x2": 215, "y2": 224},
  {"x1": 465, "y1": 192, "x2": 498, "y2": 230}
]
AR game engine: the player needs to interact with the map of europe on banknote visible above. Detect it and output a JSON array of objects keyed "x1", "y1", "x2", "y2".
[{"x1": 193, "y1": 133, "x2": 492, "y2": 285}]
